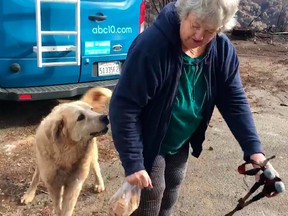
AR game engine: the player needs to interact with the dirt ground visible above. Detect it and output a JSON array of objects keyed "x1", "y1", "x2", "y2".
[{"x1": 0, "y1": 37, "x2": 287, "y2": 216}]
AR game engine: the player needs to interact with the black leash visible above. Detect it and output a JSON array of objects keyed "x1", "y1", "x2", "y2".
[{"x1": 225, "y1": 155, "x2": 285, "y2": 216}]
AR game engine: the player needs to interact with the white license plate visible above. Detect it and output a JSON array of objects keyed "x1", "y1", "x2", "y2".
[{"x1": 98, "y1": 61, "x2": 121, "y2": 76}]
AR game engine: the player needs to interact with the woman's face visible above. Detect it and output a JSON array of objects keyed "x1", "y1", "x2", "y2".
[{"x1": 180, "y1": 13, "x2": 218, "y2": 51}]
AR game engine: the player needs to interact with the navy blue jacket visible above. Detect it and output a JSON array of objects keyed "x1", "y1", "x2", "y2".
[{"x1": 109, "y1": 2, "x2": 264, "y2": 176}]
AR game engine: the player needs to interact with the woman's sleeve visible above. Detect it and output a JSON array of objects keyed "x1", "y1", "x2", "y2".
[
  {"x1": 216, "y1": 38, "x2": 264, "y2": 161},
  {"x1": 109, "y1": 48, "x2": 160, "y2": 176}
]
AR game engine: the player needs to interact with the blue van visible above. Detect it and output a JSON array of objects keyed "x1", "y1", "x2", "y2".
[{"x1": 0, "y1": 0, "x2": 145, "y2": 101}]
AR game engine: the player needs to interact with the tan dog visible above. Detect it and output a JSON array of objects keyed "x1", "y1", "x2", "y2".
[{"x1": 21, "y1": 87, "x2": 112, "y2": 216}]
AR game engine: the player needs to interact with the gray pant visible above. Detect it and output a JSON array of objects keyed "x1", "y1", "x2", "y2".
[{"x1": 131, "y1": 144, "x2": 189, "y2": 216}]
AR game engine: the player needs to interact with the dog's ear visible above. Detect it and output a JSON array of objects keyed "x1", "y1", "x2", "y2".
[
  {"x1": 51, "y1": 117, "x2": 65, "y2": 143},
  {"x1": 81, "y1": 87, "x2": 112, "y2": 112}
]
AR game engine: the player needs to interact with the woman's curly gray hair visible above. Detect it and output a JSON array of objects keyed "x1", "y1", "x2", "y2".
[{"x1": 175, "y1": 0, "x2": 240, "y2": 32}]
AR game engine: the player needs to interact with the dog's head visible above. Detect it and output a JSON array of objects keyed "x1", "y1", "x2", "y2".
[
  {"x1": 47, "y1": 101, "x2": 109, "y2": 146},
  {"x1": 40, "y1": 87, "x2": 112, "y2": 147}
]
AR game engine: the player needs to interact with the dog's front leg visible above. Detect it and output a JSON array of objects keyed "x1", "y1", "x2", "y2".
[
  {"x1": 45, "y1": 183, "x2": 62, "y2": 216},
  {"x1": 61, "y1": 179, "x2": 84, "y2": 216},
  {"x1": 21, "y1": 166, "x2": 40, "y2": 204},
  {"x1": 91, "y1": 142, "x2": 105, "y2": 193}
]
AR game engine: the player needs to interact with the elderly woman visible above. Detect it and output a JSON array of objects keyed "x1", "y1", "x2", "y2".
[{"x1": 109, "y1": 0, "x2": 275, "y2": 215}]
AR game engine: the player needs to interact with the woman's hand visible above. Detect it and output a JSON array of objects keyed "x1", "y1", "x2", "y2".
[
  {"x1": 126, "y1": 170, "x2": 153, "y2": 189},
  {"x1": 250, "y1": 153, "x2": 279, "y2": 180},
  {"x1": 250, "y1": 153, "x2": 267, "y2": 166}
]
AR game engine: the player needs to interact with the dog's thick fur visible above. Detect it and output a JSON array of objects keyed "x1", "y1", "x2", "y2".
[{"x1": 21, "y1": 87, "x2": 112, "y2": 216}]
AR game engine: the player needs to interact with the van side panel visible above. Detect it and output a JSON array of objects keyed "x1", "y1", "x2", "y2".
[
  {"x1": 0, "y1": 0, "x2": 142, "y2": 98},
  {"x1": 0, "y1": 59, "x2": 79, "y2": 88},
  {"x1": 0, "y1": 0, "x2": 80, "y2": 87}
]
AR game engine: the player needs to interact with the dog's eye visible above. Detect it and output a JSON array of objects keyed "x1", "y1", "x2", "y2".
[{"x1": 77, "y1": 113, "x2": 85, "y2": 121}]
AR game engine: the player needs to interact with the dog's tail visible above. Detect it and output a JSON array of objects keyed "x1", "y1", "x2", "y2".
[{"x1": 81, "y1": 87, "x2": 112, "y2": 113}]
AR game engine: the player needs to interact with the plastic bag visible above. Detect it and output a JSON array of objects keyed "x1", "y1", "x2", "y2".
[{"x1": 108, "y1": 181, "x2": 141, "y2": 216}]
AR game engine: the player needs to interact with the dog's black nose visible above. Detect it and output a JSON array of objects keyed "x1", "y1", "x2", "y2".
[{"x1": 99, "y1": 115, "x2": 109, "y2": 125}]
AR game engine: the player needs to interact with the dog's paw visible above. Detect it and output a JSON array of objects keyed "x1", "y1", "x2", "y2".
[
  {"x1": 94, "y1": 184, "x2": 105, "y2": 193},
  {"x1": 21, "y1": 193, "x2": 35, "y2": 204}
]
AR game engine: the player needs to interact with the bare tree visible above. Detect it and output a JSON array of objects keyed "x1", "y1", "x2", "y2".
[
  {"x1": 145, "y1": 0, "x2": 288, "y2": 32},
  {"x1": 150, "y1": 0, "x2": 174, "y2": 14},
  {"x1": 145, "y1": 0, "x2": 174, "y2": 27},
  {"x1": 276, "y1": 0, "x2": 288, "y2": 31}
]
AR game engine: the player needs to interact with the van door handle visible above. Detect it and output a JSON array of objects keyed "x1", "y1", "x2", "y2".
[
  {"x1": 113, "y1": 44, "x2": 123, "y2": 51},
  {"x1": 88, "y1": 15, "x2": 107, "y2": 22}
]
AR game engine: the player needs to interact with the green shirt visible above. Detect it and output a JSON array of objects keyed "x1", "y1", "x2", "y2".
[{"x1": 160, "y1": 53, "x2": 207, "y2": 155}]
